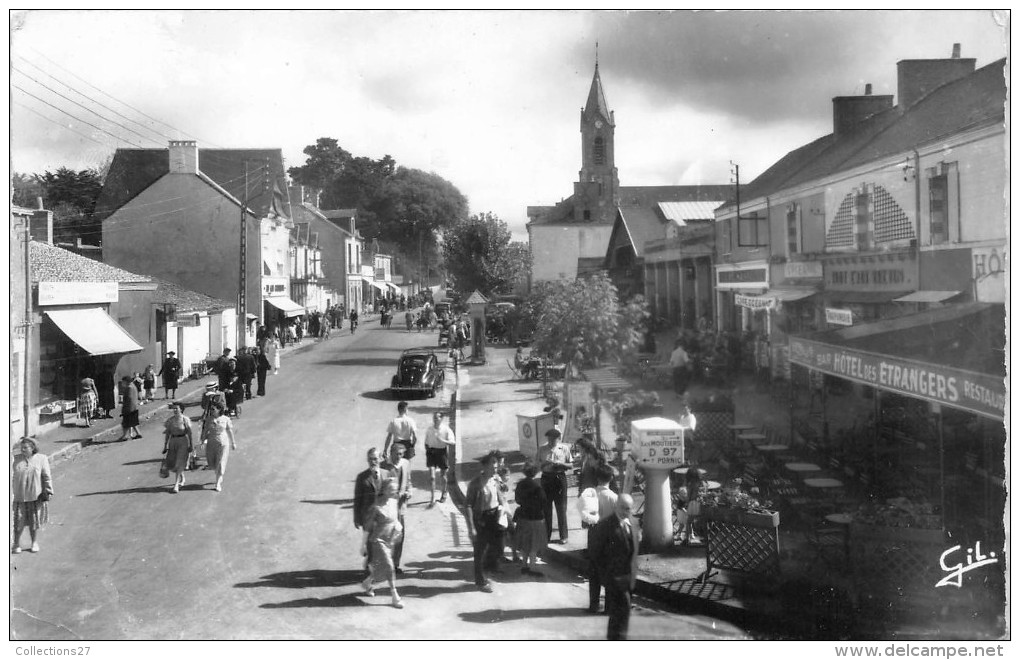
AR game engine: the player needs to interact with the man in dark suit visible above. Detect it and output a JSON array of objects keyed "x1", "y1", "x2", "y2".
[
  {"x1": 236, "y1": 347, "x2": 256, "y2": 400},
  {"x1": 353, "y1": 448, "x2": 392, "y2": 573},
  {"x1": 587, "y1": 494, "x2": 641, "y2": 640}
]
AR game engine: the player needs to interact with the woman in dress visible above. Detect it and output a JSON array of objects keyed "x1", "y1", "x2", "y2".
[
  {"x1": 360, "y1": 478, "x2": 405, "y2": 608},
  {"x1": 12, "y1": 438, "x2": 53, "y2": 553},
  {"x1": 162, "y1": 402, "x2": 193, "y2": 494},
  {"x1": 202, "y1": 402, "x2": 237, "y2": 492},
  {"x1": 77, "y1": 377, "x2": 99, "y2": 428},
  {"x1": 267, "y1": 337, "x2": 281, "y2": 375},
  {"x1": 513, "y1": 462, "x2": 548, "y2": 577},
  {"x1": 96, "y1": 365, "x2": 116, "y2": 418},
  {"x1": 118, "y1": 376, "x2": 142, "y2": 441},
  {"x1": 142, "y1": 365, "x2": 156, "y2": 402},
  {"x1": 158, "y1": 351, "x2": 181, "y2": 400}
]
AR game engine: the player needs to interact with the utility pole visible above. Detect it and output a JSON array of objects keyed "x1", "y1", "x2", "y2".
[
  {"x1": 729, "y1": 161, "x2": 740, "y2": 254},
  {"x1": 238, "y1": 158, "x2": 270, "y2": 350},
  {"x1": 22, "y1": 220, "x2": 32, "y2": 439}
]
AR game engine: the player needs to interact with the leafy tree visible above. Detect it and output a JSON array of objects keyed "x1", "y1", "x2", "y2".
[
  {"x1": 525, "y1": 272, "x2": 649, "y2": 369},
  {"x1": 24, "y1": 167, "x2": 105, "y2": 244},
  {"x1": 287, "y1": 137, "x2": 395, "y2": 214},
  {"x1": 11, "y1": 171, "x2": 42, "y2": 208},
  {"x1": 441, "y1": 212, "x2": 531, "y2": 296}
]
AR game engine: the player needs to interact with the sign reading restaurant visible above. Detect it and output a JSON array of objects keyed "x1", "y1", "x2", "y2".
[{"x1": 789, "y1": 336, "x2": 1004, "y2": 420}]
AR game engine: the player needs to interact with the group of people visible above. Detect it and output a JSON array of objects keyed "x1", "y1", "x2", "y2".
[
  {"x1": 353, "y1": 402, "x2": 458, "y2": 608},
  {"x1": 159, "y1": 398, "x2": 237, "y2": 494}
]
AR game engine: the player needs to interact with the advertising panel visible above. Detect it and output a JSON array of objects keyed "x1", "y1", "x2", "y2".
[{"x1": 38, "y1": 281, "x2": 117, "y2": 306}]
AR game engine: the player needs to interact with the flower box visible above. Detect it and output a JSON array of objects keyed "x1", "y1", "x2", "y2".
[
  {"x1": 702, "y1": 506, "x2": 780, "y2": 529},
  {"x1": 701, "y1": 505, "x2": 782, "y2": 579}
]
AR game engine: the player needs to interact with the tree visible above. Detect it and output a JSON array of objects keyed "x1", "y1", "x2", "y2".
[
  {"x1": 31, "y1": 167, "x2": 104, "y2": 244},
  {"x1": 441, "y1": 212, "x2": 531, "y2": 296},
  {"x1": 287, "y1": 137, "x2": 395, "y2": 213},
  {"x1": 525, "y1": 272, "x2": 649, "y2": 369}
]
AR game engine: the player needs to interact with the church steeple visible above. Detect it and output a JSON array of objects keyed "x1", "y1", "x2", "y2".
[{"x1": 575, "y1": 55, "x2": 619, "y2": 223}]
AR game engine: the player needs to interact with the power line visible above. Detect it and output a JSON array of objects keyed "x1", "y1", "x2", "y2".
[
  {"x1": 13, "y1": 66, "x2": 162, "y2": 146},
  {"x1": 12, "y1": 85, "x2": 147, "y2": 148},
  {"x1": 14, "y1": 55, "x2": 172, "y2": 144},
  {"x1": 24, "y1": 45, "x2": 223, "y2": 148},
  {"x1": 12, "y1": 100, "x2": 107, "y2": 147}
]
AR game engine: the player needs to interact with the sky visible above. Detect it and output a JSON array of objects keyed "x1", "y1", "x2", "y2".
[{"x1": 9, "y1": 10, "x2": 1010, "y2": 242}]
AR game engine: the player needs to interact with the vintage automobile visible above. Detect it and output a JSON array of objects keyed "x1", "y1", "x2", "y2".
[{"x1": 390, "y1": 348, "x2": 445, "y2": 398}]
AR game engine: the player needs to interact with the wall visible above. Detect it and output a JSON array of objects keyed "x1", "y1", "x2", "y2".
[
  {"x1": 10, "y1": 214, "x2": 30, "y2": 435},
  {"x1": 108, "y1": 284, "x2": 158, "y2": 380},
  {"x1": 103, "y1": 174, "x2": 263, "y2": 322}
]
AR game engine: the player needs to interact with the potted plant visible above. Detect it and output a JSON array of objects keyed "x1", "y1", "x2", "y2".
[
  {"x1": 699, "y1": 480, "x2": 782, "y2": 579},
  {"x1": 700, "y1": 479, "x2": 780, "y2": 528}
]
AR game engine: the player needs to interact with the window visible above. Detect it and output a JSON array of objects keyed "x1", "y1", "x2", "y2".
[
  {"x1": 826, "y1": 184, "x2": 913, "y2": 251},
  {"x1": 593, "y1": 137, "x2": 605, "y2": 165},
  {"x1": 737, "y1": 213, "x2": 768, "y2": 247},
  {"x1": 854, "y1": 191, "x2": 872, "y2": 251},
  {"x1": 927, "y1": 162, "x2": 958, "y2": 245},
  {"x1": 786, "y1": 203, "x2": 802, "y2": 255}
]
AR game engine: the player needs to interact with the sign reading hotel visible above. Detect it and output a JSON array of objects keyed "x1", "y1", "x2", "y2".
[
  {"x1": 38, "y1": 281, "x2": 117, "y2": 306},
  {"x1": 825, "y1": 253, "x2": 918, "y2": 291},
  {"x1": 789, "y1": 337, "x2": 1004, "y2": 420}
]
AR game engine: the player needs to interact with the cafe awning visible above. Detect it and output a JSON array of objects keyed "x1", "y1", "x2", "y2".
[
  {"x1": 44, "y1": 308, "x2": 143, "y2": 356},
  {"x1": 385, "y1": 282, "x2": 402, "y2": 293},
  {"x1": 819, "y1": 290, "x2": 912, "y2": 304},
  {"x1": 893, "y1": 290, "x2": 962, "y2": 303},
  {"x1": 788, "y1": 303, "x2": 1005, "y2": 419},
  {"x1": 265, "y1": 296, "x2": 305, "y2": 317},
  {"x1": 368, "y1": 281, "x2": 387, "y2": 293},
  {"x1": 767, "y1": 287, "x2": 818, "y2": 302}
]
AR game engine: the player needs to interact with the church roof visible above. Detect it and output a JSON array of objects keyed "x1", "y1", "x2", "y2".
[
  {"x1": 583, "y1": 64, "x2": 612, "y2": 124},
  {"x1": 613, "y1": 186, "x2": 731, "y2": 258}
]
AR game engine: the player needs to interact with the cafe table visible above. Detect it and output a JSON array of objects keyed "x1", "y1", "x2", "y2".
[
  {"x1": 672, "y1": 466, "x2": 708, "y2": 478},
  {"x1": 737, "y1": 432, "x2": 768, "y2": 450},
  {"x1": 785, "y1": 462, "x2": 822, "y2": 475},
  {"x1": 728, "y1": 423, "x2": 756, "y2": 448},
  {"x1": 804, "y1": 477, "x2": 844, "y2": 489},
  {"x1": 825, "y1": 513, "x2": 854, "y2": 525},
  {"x1": 704, "y1": 480, "x2": 722, "y2": 491}
]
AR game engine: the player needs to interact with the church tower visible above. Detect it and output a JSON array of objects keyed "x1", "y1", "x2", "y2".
[{"x1": 573, "y1": 60, "x2": 620, "y2": 223}]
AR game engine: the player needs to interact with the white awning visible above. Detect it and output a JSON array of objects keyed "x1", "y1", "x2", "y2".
[
  {"x1": 265, "y1": 296, "x2": 305, "y2": 317},
  {"x1": 44, "y1": 308, "x2": 143, "y2": 356},
  {"x1": 369, "y1": 281, "x2": 387, "y2": 293},
  {"x1": 385, "y1": 282, "x2": 401, "y2": 293},
  {"x1": 893, "y1": 290, "x2": 962, "y2": 303},
  {"x1": 767, "y1": 287, "x2": 818, "y2": 302}
]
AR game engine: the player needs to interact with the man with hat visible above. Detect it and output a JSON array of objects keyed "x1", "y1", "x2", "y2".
[
  {"x1": 537, "y1": 427, "x2": 573, "y2": 544},
  {"x1": 158, "y1": 351, "x2": 182, "y2": 400},
  {"x1": 464, "y1": 450, "x2": 506, "y2": 593}
]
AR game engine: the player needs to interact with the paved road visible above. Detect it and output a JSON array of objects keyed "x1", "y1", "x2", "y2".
[{"x1": 11, "y1": 321, "x2": 750, "y2": 641}]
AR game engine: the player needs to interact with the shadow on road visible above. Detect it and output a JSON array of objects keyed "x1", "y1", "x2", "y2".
[
  {"x1": 260, "y1": 594, "x2": 368, "y2": 609},
  {"x1": 76, "y1": 482, "x2": 210, "y2": 496},
  {"x1": 301, "y1": 498, "x2": 353, "y2": 508},
  {"x1": 122, "y1": 458, "x2": 164, "y2": 466},
  {"x1": 459, "y1": 607, "x2": 594, "y2": 624},
  {"x1": 318, "y1": 358, "x2": 394, "y2": 367},
  {"x1": 235, "y1": 568, "x2": 366, "y2": 590},
  {"x1": 359, "y1": 390, "x2": 395, "y2": 401}
]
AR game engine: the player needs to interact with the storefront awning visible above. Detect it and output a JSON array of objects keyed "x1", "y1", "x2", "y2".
[
  {"x1": 820, "y1": 290, "x2": 912, "y2": 304},
  {"x1": 45, "y1": 308, "x2": 143, "y2": 356},
  {"x1": 768, "y1": 287, "x2": 818, "y2": 302},
  {"x1": 385, "y1": 282, "x2": 401, "y2": 293},
  {"x1": 369, "y1": 281, "x2": 387, "y2": 293},
  {"x1": 265, "y1": 296, "x2": 305, "y2": 317},
  {"x1": 893, "y1": 290, "x2": 962, "y2": 303},
  {"x1": 788, "y1": 303, "x2": 1005, "y2": 419}
]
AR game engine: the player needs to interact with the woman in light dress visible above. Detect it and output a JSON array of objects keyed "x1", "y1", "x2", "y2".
[
  {"x1": 202, "y1": 402, "x2": 237, "y2": 492},
  {"x1": 12, "y1": 438, "x2": 53, "y2": 553},
  {"x1": 361, "y1": 479, "x2": 405, "y2": 608},
  {"x1": 162, "y1": 402, "x2": 193, "y2": 494}
]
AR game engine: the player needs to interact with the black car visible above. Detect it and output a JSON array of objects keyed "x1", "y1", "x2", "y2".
[{"x1": 390, "y1": 348, "x2": 445, "y2": 398}]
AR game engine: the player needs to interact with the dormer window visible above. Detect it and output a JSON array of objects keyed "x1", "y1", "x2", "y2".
[{"x1": 593, "y1": 137, "x2": 605, "y2": 165}]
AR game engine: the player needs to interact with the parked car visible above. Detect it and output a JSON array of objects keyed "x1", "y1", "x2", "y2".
[{"x1": 390, "y1": 348, "x2": 445, "y2": 398}]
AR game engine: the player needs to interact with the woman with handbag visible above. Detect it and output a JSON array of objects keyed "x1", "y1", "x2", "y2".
[
  {"x1": 77, "y1": 377, "x2": 99, "y2": 428},
  {"x1": 360, "y1": 478, "x2": 405, "y2": 609},
  {"x1": 12, "y1": 438, "x2": 53, "y2": 553},
  {"x1": 162, "y1": 402, "x2": 193, "y2": 494},
  {"x1": 201, "y1": 401, "x2": 237, "y2": 492}
]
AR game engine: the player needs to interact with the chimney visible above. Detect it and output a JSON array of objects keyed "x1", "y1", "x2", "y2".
[
  {"x1": 897, "y1": 44, "x2": 976, "y2": 111},
  {"x1": 30, "y1": 207, "x2": 54, "y2": 245},
  {"x1": 168, "y1": 140, "x2": 199, "y2": 174},
  {"x1": 832, "y1": 83, "x2": 894, "y2": 136}
]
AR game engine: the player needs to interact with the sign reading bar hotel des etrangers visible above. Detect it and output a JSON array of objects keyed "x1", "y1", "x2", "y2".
[
  {"x1": 789, "y1": 337, "x2": 1005, "y2": 420},
  {"x1": 38, "y1": 281, "x2": 117, "y2": 306}
]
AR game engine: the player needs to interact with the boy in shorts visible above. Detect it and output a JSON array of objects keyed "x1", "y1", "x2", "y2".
[{"x1": 424, "y1": 411, "x2": 456, "y2": 505}]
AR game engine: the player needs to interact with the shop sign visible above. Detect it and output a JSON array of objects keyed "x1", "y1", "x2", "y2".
[
  {"x1": 784, "y1": 261, "x2": 823, "y2": 280},
  {"x1": 788, "y1": 337, "x2": 1005, "y2": 420},
  {"x1": 825, "y1": 253, "x2": 918, "y2": 291},
  {"x1": 972, "y1": 247, "x2": 1005, "y2": 303},
  {"x1": 717, "y1": 267, "x2": 768, "y2": 288},
  {"x1": 825, "y1": 308, "x2": 853, "y2": 326},
  {"x1": 174, "y1": 313, "x2": 201, "y2": 327},
  {"x1": 38, "y1": 281, "x2": 117, "y2": 306},
  {"x1": 735, "y1": 294, "x2": 775, "y2": 310}
]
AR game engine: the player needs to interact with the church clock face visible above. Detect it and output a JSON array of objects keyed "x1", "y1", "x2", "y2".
[{"x1": 594, "y1": 119, "x2": 603, "y2": 129}]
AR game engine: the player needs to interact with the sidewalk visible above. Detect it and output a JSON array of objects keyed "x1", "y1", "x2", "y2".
[
  {"x1": 449, "y1": 345, "x2": 999, "y2": 640},
  {"x1": 16, "y1": 332, "x2": 343, "y2": 466}
]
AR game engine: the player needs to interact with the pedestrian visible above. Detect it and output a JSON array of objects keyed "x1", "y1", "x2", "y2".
[
  {"x1": 76, "y1": 377, "x2": 99, "y2": 428},
  {"x1": 405, "y1": 309, "x2": 414, "y2": 333},
  {"x1": 578, "y1": 463, "x2": 619, "y2": 614},
  {"x1": 118, "y1": 376, "x2": 142, "y2": 440},
  {"x1": 679, "y1": 467, "x2": 707, "y2": 545},
  {"x1": 202, "y1": 401, "x2": 237, "y2": 492},
  {"x1": 513, "y1": 461, "x2": 548, "y2": 577},
  {"x1": 224, "y1": 358, "x2": 242, "y2": 416},
  {"x1": 669, "y1": 339, "x2": 693, "y2": 398},
  {"x1": 380, "y1": 443, "x2": 412, "y2": 574},
  {"x1": 537, "y1": 428, "x2": 573, "y2": 543},
  {"x1": 349, "y1": 309, "x2": 359, "y2": 334},
  {"x1": 142, "y1": 364, "x2": 156, "y2": 402},
  {"x1": 161, "y1": 401, "x2": 194, "y2": 494},
  {"x1": 287, "y1": 321, "x2": 298, "y2": 344},
  {"x1": 354, "y1": 448, "x2": 392, "y2": 575},
  {"x1": 11, "y1": 438, "x2": 53, "y2": 554},
  {"x1": 255, "y1": 347, "x2": 271, "y2": 396},
  {"x1": 588, "y1": 494, "x2": 641, "y2": 640},
  {"x1": 96, "y1": 364, "x2": 116, "y2": 418},
  {"x1": 360, "y1": 479, "x2": 405, "y2": 609},
  {"x1": 464, "y1": 449, "x2": 506, "y2": 593},
  {"x1": 216, "y1": 349, "x2": 234, "y2": 392},
  {"x1": 237, "y1": 347, "x2": 255, "y2": 400},
  {"x1": 268, "y1": 337, "x2": 281, "y2": 375},
  {"x1": 383, "y1": 400, "x2": 418, "y2": 461},
  {"x1": 423, "y1": 411, "x2": 456, "y2": 506}
]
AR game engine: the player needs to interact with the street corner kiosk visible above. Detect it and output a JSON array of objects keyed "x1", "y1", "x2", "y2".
[{"x1": 630, "y1": 416, "x2": 687, "y2": 551}]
